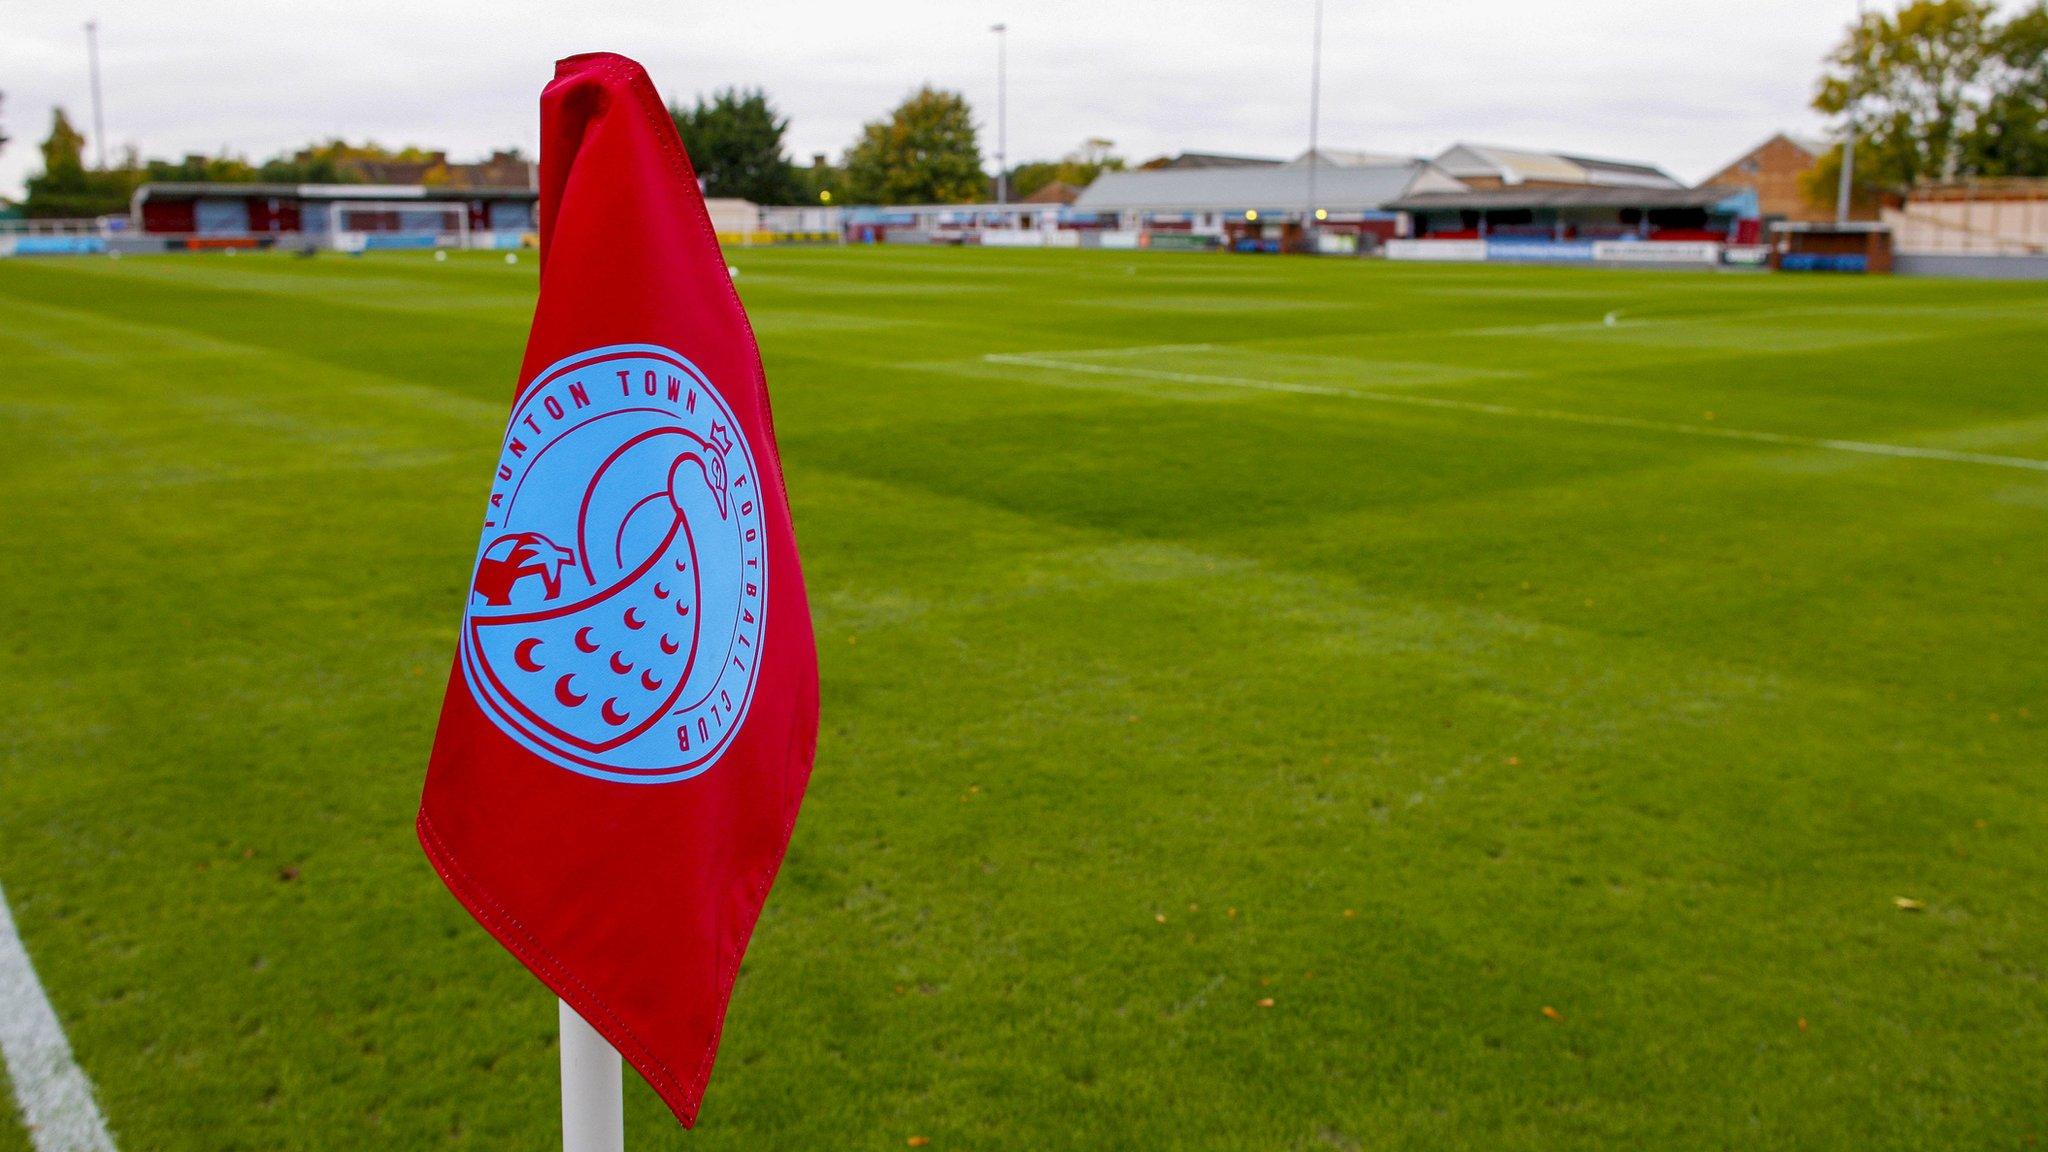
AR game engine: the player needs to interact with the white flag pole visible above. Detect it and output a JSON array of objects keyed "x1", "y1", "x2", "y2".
[{"x1": 559, "y1": 998, "x2": 625, "y2": 1152}]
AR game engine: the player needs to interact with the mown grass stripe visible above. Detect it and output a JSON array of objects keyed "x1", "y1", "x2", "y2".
[{"x1": 984, "y1": 351, "x2": 2048, "y2": 472}]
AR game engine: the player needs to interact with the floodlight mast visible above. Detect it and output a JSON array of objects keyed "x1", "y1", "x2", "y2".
[
  {"x1": 993, "y1": 23, "x2": 1009, "y2": 208},
  {"x1": 85, "y1": 19, "x2": 107, "y2": 170},
  {"x1": 1836, "y1": 0, "x2": 1863, "y2": 224},
  {"x1": 1306, "y1": 0, "x2": 1323, "y2": 244}
]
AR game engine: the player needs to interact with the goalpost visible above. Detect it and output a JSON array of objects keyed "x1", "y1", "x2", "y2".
[{"x1": 321, "y1": 199, "x2": 470, "y2": 252}]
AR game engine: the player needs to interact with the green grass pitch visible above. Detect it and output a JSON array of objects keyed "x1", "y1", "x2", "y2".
[{"x1": 0, "y1": 246, "x2": 2044, "y2": 1151}]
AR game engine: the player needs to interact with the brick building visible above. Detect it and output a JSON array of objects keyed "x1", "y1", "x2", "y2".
[{"x1": 1702, "y1": 133, "x2": 1832, "y2": 222}]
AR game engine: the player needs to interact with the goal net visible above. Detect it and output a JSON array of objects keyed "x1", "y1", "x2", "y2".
[{"x1": 317, "y1": 200, "x2": 470, "y2": 252}]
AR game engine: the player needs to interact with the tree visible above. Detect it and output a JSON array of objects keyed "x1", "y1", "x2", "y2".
[
  {"x1": 0, "y1": 92, "x2": 11, "y2": 158},
  {"x1": 1967, "y1": 1, "x2": 2048, "y2": 176},
  {"x1": 255, "y1": 140, "x2": 443, "y2": 183},
  {"x1": 842, "y1": 86, "x2": 985, "y2": 205},
  {"x1": 1005, "y1": 160, "x2": 1062, "y2": 201},
  {"x1": 40, "y1": 108, "x2": 87, "y2": 186},
  {"x1": 1008, "y1": 137, "x2": 1125, "y2": 199},
  {"x1": 1801, "y1": 146, "x2": 1889, "y2": 218},
  {"x1": 145, "y1": 152, "x2": 259, "y2": 183},
  {"x1": 259, "y1": 143, "x2": 363, "y2": 184},
  {"x1": 669, "y1": 88, "x2": 802, "y2": 205},
  {"x1": 796, "y1": 155, "x2": 843, "y2": 205},
  {"x1": 1808, "y1": 0, "x2": 1999, "y2": 200},
  {"x1": 23, "y1": 108, "x2": 139, "y2": 218}
]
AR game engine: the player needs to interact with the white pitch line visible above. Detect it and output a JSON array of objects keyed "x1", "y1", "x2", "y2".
[
  {"x1": 0, "y1": 880, "x2": 117, "y2": 1152},
  {"x1": 1058, "y1": 342, "x2": 1222, "y2": 357},
  {"x1": 982, "y1": 352, "x2": 2048, "y2": 474},
  {"x1": 997, "y1": 342, "x2": 1221, "y2": 360}
]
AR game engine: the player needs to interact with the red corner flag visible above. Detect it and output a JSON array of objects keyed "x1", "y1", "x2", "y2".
[{"x1": 418, "y1": 52, "x2": 818, "y2": 1126}]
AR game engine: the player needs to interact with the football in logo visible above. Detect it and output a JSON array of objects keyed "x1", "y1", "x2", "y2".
[{"x1": 460, "y1": 344, "x2": 768, "y2": 784}]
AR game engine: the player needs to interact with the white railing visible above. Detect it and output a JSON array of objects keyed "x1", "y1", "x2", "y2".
[
  {"x1": 0, "y1": 227, "x2": 539, "y2": 258},
  {"x1": 0, "y1": 217, "x2": 110, "y2": 236}
]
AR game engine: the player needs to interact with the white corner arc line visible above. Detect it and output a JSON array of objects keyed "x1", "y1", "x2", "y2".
[
  {"x1": 982, "y1": 353, "x2": 2048, "y2": 474},
  {"x1": 0, "y1": 880, "x2": 117, "y2": 1152}
]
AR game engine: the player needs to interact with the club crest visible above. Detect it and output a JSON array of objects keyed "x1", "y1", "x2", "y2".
[{"x1": 460, "y1": 344, "x2": 768, "y2": 784}]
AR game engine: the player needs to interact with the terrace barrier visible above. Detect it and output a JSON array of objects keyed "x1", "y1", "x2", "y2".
[{"x1": 1387, "y1": 237, "x2": 1731, "y2": 267}]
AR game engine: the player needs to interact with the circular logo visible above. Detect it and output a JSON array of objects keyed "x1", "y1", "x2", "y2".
[{"x1": 460, "y1": 344, "x2": 768, "y2": 784}]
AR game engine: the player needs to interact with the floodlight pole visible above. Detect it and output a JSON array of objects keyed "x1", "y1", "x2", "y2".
[
  {"x1": 85, "y1": 19, "x2": 107, "y2": 170},
  {"x1": 992, "y1": 23, "x2": 1009, "y2": 208},
  {"x1": 1835, "y1": 119, "x2": 1856, "y2": 224},
  {"x1": 559, "y1": 999, "x2": 624, "y2": 1152},
  {"x1": 1836, "y1": 0, "x2": 1863, "y2": 224},
  {"x1": 1306, "y1": 0, "x2": 1323, "y2": 247}
]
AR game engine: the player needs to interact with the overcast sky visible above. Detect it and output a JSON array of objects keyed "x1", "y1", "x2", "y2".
[{"x1": 0, "y1": 0, "x2": 1965, "y2": 200}]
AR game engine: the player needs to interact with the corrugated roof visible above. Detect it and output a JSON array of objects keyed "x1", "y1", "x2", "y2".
[
  {"x1": 133, "y1": 181, "x2": 535, "y2": 200},
  {"x1": 136, "y1": 181, "x2": 305, "y2": 198},
  {"x1": 1434, "y1": 144, "x2": 1589, "y2": 185},
  {"x1": 1075, "y1": 162, "x2": 1431, "y2": 213},
  {"x1": 1387, "y1": 185, "x2": 1744, "y2": 211},
  {"x1": 1431, "y1": 144, "x2": 1681, "y2": 189},
  {"x1": 1283, "y1": 148, "x2": 1421, "y2": 168},
  {"x1": 1558, "y1": 154, "x2": 1683, "y2": 187},
  {"x1": 1138, "y1": 152, "x2": 1284, "y2": 170}
]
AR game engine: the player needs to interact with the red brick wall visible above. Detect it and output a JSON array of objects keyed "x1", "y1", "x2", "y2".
[{"x1": 1704, "y1": 137, "x2": 1829, "y2": 221}]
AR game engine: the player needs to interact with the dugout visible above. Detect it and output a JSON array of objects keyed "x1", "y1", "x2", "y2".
[{"x1": 1766, "y1": 221, "x2": 1893, "y2": 274}]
